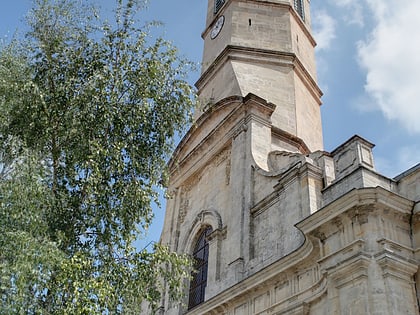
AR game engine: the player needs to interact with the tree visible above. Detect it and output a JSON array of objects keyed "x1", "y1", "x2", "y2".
[{"x1": 0, "y1": 0, "x2": 194, "y2": 313}]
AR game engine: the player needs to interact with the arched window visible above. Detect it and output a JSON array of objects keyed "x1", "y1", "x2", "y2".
[{"x1": 188, "y1": 226, "x2": 213, "y2": 309}]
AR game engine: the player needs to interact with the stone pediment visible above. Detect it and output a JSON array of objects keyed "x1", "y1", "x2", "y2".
[
  {"x1": 168, "y1": 93, "x2": 276, "y2": 186},
  {"x1": 167, "y1": 96, "x2": 242, "y2": 180}
]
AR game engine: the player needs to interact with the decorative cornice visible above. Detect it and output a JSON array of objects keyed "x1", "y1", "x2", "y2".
[
  {"x1": 207, "y1": 226, "x2": 227, "y2": 243},
  {"x1": 325, "y1": 252, "x2": 371, "y2": 289},
  {"x1": 265, "y1": 279, "x2": 326, "y2": 314},
  {"x1": 168, "y1": 95, "x2": 242, "y2": 169},
  {"x1": 196, "y1": 45, "x2": 295, "y2": 90},
  {"x1": 330, "y1": 134, "x2": 375, "y2": 156},
  {"x1": 375, "y1": 251, "x2": 418, "y2": 280},
  {"x1": 377, "y1": 238, "x2": 415, "y2": 260},
  {"x1": 317, "y1": 239, "x2": 365, "y2": 267},
  {"x1": 168, "y1": 96, "x2": 243, "y2": 181},
  {"x1": 271, "y1": 126, "x2": 311, "y2": 155},
  {"x1": 297, "y1": 187, "x2": 414, "y2": 235},
  {"x1": 195, "y1": 45, "x2": 322, "y2": 104},
  {"x1": 243, "y1": 93, "x2": 276, "y2": 113},
  {"x1": 250, "y1": 189, "x2": 282, "y2": 217},
  {"x1": 393, "y1": 162, "x2": 420, "y2": 181}
]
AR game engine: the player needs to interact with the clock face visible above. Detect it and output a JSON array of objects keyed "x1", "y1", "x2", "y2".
[{"x1": 211, "y1": 15, "x2": 225, "y2": 40}]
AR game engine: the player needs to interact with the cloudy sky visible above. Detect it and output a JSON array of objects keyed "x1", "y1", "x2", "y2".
[
  {"x1": 311, "y1": 0, "x2": 420, "y2": 177},
  {"x1": 1, "y1": 0, "x2": 419, "y2": 245}
]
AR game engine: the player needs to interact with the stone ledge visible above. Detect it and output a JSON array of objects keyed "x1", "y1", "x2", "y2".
[
  {"x1": 298, "y1": 187, "x2": 414, "y2": 235},
  {"x1": 324, "y1": 252, "x2": 371, "y2": 289},
  {"x1": 377, "y1": 238, "x2": 414, "y2": 260},
  {"x1": 317, "y1": 239, "x2": 365, "y2": 268},
  {"x1": 375, "y1": 251, "x2": 419, "y2": 280}
]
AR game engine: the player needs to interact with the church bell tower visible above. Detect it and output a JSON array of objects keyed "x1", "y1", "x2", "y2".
[{"x1": 196, "y1": 0, "x2": 323, "y2": 152}]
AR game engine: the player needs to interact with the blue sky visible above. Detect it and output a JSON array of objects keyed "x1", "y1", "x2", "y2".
[{"x1": 1, "y1": 0, "x2": 419, "y2": 246}]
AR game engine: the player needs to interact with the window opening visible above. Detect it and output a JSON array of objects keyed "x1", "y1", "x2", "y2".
[
  {"x1": 188, "y1": 226, "x2": 213, "y2": 309},
  {"x1": 214, "y1": 0, "x2": 225, "y2": 14},
  {"x1": 294, "y1": 0, "x2": 305, "y2": 21}
]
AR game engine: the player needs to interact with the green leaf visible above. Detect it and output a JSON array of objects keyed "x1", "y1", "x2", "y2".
[{"x1": 0, "y1": 0, "x2": 195, "y2": 313}]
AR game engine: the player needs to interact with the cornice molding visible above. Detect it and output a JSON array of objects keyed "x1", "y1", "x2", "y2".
[
  {"x1": 297, "y1": 187, "x2": 414, "y2": 235},
  {"x1": 195, "y1": 45, "x2": 322, "y2": 104},
  {"x1": 271, "y1": 126, "x2": 311, "y2": 155}
]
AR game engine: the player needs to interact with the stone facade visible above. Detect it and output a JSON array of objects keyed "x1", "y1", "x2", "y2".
[{"x1": 157, "y1": 1, "x2": 420, "y2": 314}]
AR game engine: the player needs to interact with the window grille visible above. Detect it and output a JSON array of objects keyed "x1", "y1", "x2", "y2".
[
  {"x1": 294, "y1": 0, "x2": 305, "y2": 21},
  {"x1": 214, "y1": 0, "x2": 225, "y2": 14},
  {"x1": 188, "y1": 226, "x2": 213, "y2": 310}
]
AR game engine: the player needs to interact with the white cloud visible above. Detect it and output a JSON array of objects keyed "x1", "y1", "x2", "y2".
[
  {"x1": 357, "y1": 1, "x2": 420, "y2": 134},
  {"x1": 313, "y1": 10, "x2": 336, "y2": 51}
]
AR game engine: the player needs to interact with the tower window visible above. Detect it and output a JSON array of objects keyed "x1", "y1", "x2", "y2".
[
  {"x1": 214, "y1": 0, "x2": 225, "y2": 14},
  {"x1": 294, "y1": 0, "x2": 305, "y2": 21},
  {"x1": 188, "y1": 226, "x2": 213, "y2": 309}
]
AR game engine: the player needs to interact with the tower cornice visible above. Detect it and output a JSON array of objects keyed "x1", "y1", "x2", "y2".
[{"x1": 196, "y1": 45, "x2": 322, "y2": 105}]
